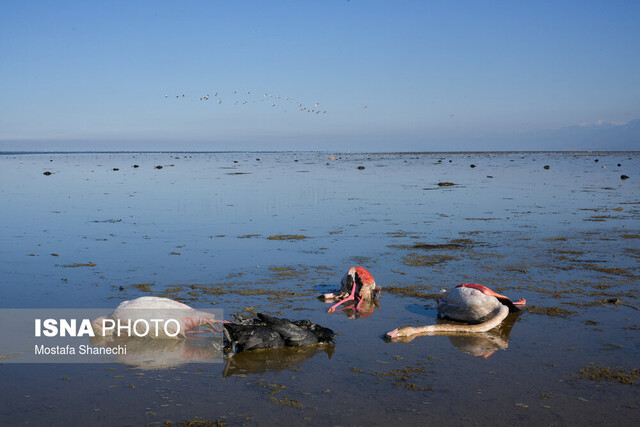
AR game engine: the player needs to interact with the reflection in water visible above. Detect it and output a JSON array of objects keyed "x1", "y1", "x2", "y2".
[
  {"x1": 1, "y1": 153, "x2": 639, "y2": 424},
  {"x1": 222, "y1": 344, "x2": 334, "y2": 377},
  {"x1": 90, "y1": 327, "x2": 334, "y2": 375},
  {"x1": 392, "y1": 313, "x2": 522, "y2": 358},
  {"x1": 90, "y1": 336, "x2": 223, "y2": 369},
  {"x1": 323, "y1": 298, "x2": 381, "y2": 319}
]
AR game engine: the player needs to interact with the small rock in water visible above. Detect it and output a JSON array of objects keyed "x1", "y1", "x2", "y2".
[
  {"x1": 133, "y1": 164, "x2": 139, "y2": 168},
  {"x1": 544, "y1": 165, "x2": 550, "y2": 169},
  {"x1": 155, "y1": 165, "x2": 163, "y2": 169},
  {"x1": 43, "y1": 171, "x2": 52, "y2": 176},
  {"x1": 617, "y1": 163, "x2": 621, "y2": 167},
  {"x1": 620, "y1": 175, "x2": 629, "y2": 180},
  {"x1": 437, "y1": 182, "x2": 455, "y2": 187},
  {"x1": 594, "y1": 159, "x2": 599, "y2": 162},
  {"x1": 357, "y1": 166, "x2": 365, "y2": 170},
  {"x1": 470, "y1": 164, "x2": 476, "y2": 168}
]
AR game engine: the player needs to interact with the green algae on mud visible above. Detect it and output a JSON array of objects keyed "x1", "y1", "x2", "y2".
[
  {"x1": 3, "y1": 152, "x2": 640, "y2": 426},
  {"x1": 526, "y1": 305, "x2": 577, "y2": 318},
  {"x1": 402, "y1": 253, "x2": 460, "y2": 267},
  {"x1": 349, "y1": 363, "x2": 436, "y2": 391},
  {"x1": 390, "y1": 242, "x2": 467, "y2": 251},
  {"x1": 578, "y1": 364, "x2": 640, "y2": 385},
  {"x1": 384, "y1": 285, "x2": 441, "y2": 300},
  {"x1": 132, "y1": 283, "x2": 155, "y2": 292},
  {"x1": 583, "y1": 265, "x2": 637, "y2": 277},
  {"x1": 151, "y1": 264, "x2": 333, "y2": 309},
  {"x1": 620, "y1": 234, "x2": 640, "y2": 239},
  {"x1": 61, "y1": 262, "x2": 96, "y2": 268},
  {"x1": 173, "y1": 417, "x2": 228, "y2": 426},
  {"x1": 267, "y1": 234, "x2": 307, "y2": 240},
  {"x1": 161, "y1": 283, "x2": 314, "y2": 298},
  {"x1": 568, "y1": 297, "x2": 640, "y2": 311},
  {"x1": 246, "y1": 381, "x2": 302, "y2": 408},
  {"x1": 268, "y1": 264, "x2": 334, "y2": 281}
]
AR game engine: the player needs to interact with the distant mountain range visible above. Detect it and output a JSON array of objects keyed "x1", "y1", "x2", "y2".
[
  {"x1": 485, "y1": 119, "x2": 640, "y2": 151},
  {"x1": 1, "y1": 119, "x2": 638, "y2": 152}
]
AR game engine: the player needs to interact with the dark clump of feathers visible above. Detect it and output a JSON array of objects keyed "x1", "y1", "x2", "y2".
[{"x1": 223, "y1": 313, "x2": 334, "y2": 353}]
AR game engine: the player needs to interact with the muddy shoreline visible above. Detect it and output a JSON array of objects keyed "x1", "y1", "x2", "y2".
[{"x1": 1, "y1": 152, "x2": 638, "y2": 425}]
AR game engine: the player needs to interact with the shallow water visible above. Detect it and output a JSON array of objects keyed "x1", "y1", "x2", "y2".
[{"x1": 1, "y1": 151, "x2": 639, "y2": 425}]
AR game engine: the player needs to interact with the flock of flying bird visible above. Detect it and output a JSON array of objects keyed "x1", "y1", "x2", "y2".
[
  {"x1": 93, "y1": 266, "x2": 526, "y2": 354},
  {"x1": 164, "y1": 90, "x2": 370, "y2": 115}
]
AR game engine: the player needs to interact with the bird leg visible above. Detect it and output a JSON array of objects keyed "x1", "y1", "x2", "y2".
[
  {"x1": 353, "y1": 284, "x2": 381, "y2": 313},
  {"x1": 354, "y1": 292, "x2": 369, "y2": 312},
  {"x1": 206, "y1": 318, "x2": 232, "y2": 336},
  {"x1": 328, "y1": 280, "x2": 357, "y2": 313},
  {"x1": 184, "y1": 317, "x2": 229, "y2": 337},
  {"x1": 513, "y1": 298, "x2": 526, "y2": 307}
]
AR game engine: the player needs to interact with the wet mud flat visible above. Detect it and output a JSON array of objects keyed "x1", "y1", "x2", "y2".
[{"x1": 0, "y1": 151, "x2": 639, "y2": 425}]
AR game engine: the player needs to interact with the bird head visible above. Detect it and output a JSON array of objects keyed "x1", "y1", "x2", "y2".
[{"x1": 384, "y1": 326, "x2": 417, "y2": 341}]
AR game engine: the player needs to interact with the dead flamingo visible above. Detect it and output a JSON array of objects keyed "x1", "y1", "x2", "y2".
[
  {"x1": 322, "y1": 266, "x2": 380, "y2": 314},
  {"x1": 92, "y1": 296, "x2": 225, "y2": 339},
  {"x1": 386, "y1": 283, "x2": 526, "y2": 340},
  {"x1": 223, "y1": 314, "x2": 334, "y2": 352}
]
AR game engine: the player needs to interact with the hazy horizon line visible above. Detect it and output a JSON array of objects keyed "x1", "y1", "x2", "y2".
[{"x1": 2, "y1": 149, "x2": 638, "y2": 155}]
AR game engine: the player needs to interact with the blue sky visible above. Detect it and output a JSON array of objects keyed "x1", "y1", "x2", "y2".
[{"x1": 1, "y1": 0, "x2": 639, "y2": 151}]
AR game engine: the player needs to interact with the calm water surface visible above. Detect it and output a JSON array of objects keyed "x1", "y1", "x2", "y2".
[{"x1": 1, "y1": 151, "x2": 639, "y2": 425}]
